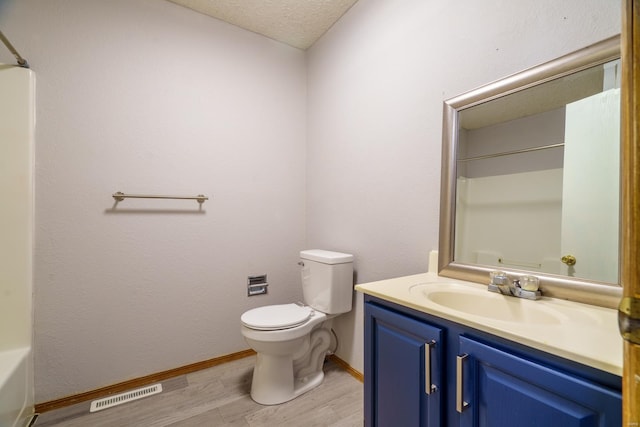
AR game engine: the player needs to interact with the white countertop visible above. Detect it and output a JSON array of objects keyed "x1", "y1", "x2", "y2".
[{"x1": 355, "y1": 272, "x2": 623, "y2": 376}]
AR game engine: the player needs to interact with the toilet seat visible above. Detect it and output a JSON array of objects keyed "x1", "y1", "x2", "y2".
[{"x1": 241, "y1": 304, "x2": 314, "y2": 331}]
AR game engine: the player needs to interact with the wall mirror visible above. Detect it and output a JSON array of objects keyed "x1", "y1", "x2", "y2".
[{"x1": 438, "y1": 35, "x2": 621, "y2": 308}]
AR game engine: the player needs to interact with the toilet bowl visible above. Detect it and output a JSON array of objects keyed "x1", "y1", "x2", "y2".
[
  {"x1": 240, "y1": 250, "x2": 354, "y2": 405},
  {"x1": 241, "y1": 304, "x2": 332, "y2": 405}
]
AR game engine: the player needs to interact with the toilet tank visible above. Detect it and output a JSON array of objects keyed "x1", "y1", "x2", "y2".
[{"x1": 300, "y1": 249, "x2": 354, "y2": 314}]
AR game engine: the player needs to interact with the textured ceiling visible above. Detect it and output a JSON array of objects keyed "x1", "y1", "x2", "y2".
[{"x1": 166, "y1": 0, "x2": 359, "y2": 49}]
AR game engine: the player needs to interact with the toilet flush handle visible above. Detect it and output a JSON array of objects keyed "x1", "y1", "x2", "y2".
[{"x1": 298, "y1": 261, "x2": 304, "y2": 267}]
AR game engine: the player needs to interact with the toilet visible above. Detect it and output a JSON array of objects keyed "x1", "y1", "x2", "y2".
[{"x1": 240, "y1": 249, "x2": 354, "y2": 405}]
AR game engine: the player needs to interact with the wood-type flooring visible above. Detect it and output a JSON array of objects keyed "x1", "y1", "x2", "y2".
[{"x1": 34, "y1": 355, "x2": 363, "y2": 427}]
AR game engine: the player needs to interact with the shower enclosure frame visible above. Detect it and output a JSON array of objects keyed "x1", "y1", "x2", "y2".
[{"x1": 0, "y1": 29, "x2": 35, "y2": 427}]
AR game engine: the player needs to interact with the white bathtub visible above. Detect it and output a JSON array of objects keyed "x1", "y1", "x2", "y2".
[{"x1": 0, "y1": 347, "x2": 31, "y2": 427}]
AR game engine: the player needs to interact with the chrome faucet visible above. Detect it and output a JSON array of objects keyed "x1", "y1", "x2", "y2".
[{"x1": 488, "y1": 271, "x2": 541, "y2": 300}]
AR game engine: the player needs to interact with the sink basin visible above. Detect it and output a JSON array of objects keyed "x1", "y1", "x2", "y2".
[{"x1": 409, "y1": 282, "x2": 563, "y2": 325}]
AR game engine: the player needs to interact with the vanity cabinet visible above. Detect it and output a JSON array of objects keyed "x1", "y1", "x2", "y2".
[{"x1": 364, "y1": 296, "x2": 622, "y2": 427}]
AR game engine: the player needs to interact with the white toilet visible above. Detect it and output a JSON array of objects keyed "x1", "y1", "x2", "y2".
[{"x1": 240, "y1": 249, "x2": 354, "y2": 405}]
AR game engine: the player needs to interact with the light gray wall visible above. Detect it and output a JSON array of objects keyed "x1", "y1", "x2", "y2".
[
  {"x1": 306, "y1": 0, "x2": 620, "y2": 371},
  {"x1": 0, "y1": 0, "x2": 306, "y2": 403}
]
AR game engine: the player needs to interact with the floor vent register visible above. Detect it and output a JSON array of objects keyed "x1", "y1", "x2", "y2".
[{"x1": 89, "y1": 383, "x2": 163, "y2": 412}]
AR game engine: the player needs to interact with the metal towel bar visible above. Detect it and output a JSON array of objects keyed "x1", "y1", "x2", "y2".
[{"x1": 112, "y1": 192, "x2": 208, "y2": 204}]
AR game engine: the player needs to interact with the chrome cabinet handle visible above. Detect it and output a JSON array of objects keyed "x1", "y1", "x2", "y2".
[
  {"x1": 456, "y1": 354, "x2": 469, "y2": 413},
  {"x1": 424, "y1": 340, "x2": 436, "y2": 395}
]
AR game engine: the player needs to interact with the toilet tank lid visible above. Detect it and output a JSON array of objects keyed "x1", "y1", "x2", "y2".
[{"x1": 300, "y1": 249, "x2": 354, "y2": 264}]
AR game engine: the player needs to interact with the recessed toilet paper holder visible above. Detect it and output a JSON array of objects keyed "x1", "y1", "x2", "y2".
[{"x1": 248, "y1": 274, "x2": 268, "y2": 296}]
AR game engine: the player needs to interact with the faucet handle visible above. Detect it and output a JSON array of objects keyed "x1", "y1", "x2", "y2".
[
  {"x1": 488, "y1": 271, "x2": 512, "y2": 295},
  {"x1": 519, "y1": 275, "x2": 539, "y2": 291},
  {"x1": 489, "y1": 270, "x2": 507, "y2": 284}
]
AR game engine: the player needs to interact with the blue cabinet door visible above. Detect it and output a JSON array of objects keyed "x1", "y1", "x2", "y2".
[
  {"x1": 365, "y1": 303, "x2": 444, "y2": 427},
  {"x1": 457, "y1": 336, "x2": 621, "y2": 427}
]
